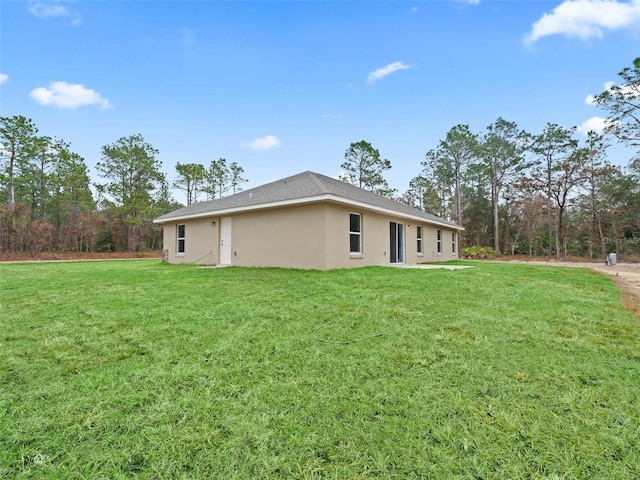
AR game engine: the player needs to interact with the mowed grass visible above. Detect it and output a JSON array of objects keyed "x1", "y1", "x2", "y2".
[{"x1": 1, "y1": 260, "x2": 639, "y2": 479}]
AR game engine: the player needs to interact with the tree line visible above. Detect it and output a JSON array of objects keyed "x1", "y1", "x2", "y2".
[
  {"x1": 0, "y1": 119, "x2": 247, "y2": 254},
  {"x1": 339, "y1": 58, "x2": 640, "y2": 259},
  {"x1": 2, "y1": 58, "x2": 639, "y2": 258}
]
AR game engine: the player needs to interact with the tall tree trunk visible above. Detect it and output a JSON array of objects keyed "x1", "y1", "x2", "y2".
[
  {"x1": 6, "y1": 159, "x2": 14, "y2": 207},
  {"x1": 455, "y1": 164, "x2": 462, "y2": 225},
  {"x1": 492, "y1": 181, "x2": 499, "y2": 253},
  {"x1": 547, "y1": 156, "x2": 553, "y2": 257},
  {"x1": 557, "y1": 207, "x2": 564, "y2": 258},
  {"x1": 39, "y1": 174, "x2": 46, "y2": 221}
]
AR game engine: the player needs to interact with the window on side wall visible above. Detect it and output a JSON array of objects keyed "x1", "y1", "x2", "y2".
[
  {"x1": 452, "y1": 231, "x2": 456, "y2": 253},
  {"x1": 437, "y1": 229, "x2": 442, "y2": 254},
  {"x1": 177, "y1": 224, "x2": 186, "y2": 254},
  {"x1": 416, "y1": 225, "x2": 423, "y2": 254},
  {"x1": 350, "y1": 213, "x2": 361, "y2": 254}
]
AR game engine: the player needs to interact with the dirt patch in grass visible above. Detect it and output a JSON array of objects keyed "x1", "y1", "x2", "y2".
[{"x1": 590, "y1": 263, "x2": 640, "y2": 322}]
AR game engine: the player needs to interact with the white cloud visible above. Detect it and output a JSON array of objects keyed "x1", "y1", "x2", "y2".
[
  {"x1": 0, "y1": 74, "x2": 8, "y2": 85},
  {"x1": 586, "y1": 80, "x2": 640, "y2": 104},
  {"x1": 30, "y1": 3, "x2": 70, "y2": 18},
  {"x1": 29, "y1": 1, "x2": 81, "y2": 25},
  {"x1": 577, "y1": 116, "x2": 609, "y2": 135},
  {"x1": 367, "y1": 61, "x2": 413, "y2": 84},
  {"x1": 30, "y1": 81, "x2": 112, "y2": 109},
  {"x1": 524, "y1": 0, "x2": 640, "y2": 44},
  {"x1": 246, "y1": 135, "x2": 280, "y2": 150},
  {"x1": 585, "y1": 81, "x2": 614, "y2": 104}
]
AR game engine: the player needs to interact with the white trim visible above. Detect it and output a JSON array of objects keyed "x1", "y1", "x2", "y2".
[{"x1": 155, "y1": 194, "x2": 464, "y2": 230}]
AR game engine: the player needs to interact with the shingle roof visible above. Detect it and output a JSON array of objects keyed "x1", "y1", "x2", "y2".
[{"x1": 154, "y1": 171, "x2": 462, "y2": 229}]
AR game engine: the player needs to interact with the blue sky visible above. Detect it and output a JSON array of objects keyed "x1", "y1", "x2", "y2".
[{"x1": 2, "y1": 0, "x2": 639, "y2": 202}]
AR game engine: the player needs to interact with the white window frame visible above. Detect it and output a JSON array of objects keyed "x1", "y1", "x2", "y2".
[
  {"x1": 452, "y1": 231, "x2": 457, "y2": 253},
  {"x1": 177, "y1": 224, "x2": 186, "y2": 254},
  {"x1": 416, "y1": 225, "x2": 423, "y2": 255},
  {"x1": 437, "y1": 229, "x2": 442, "y2": 254},
  {"x1": 349, "y1": 213, "x2": 362, "y2": 255}
]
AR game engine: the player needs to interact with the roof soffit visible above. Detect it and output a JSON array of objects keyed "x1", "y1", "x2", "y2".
[{"x1": 154, "y1": 193, "x2": 464, "y2": 230}]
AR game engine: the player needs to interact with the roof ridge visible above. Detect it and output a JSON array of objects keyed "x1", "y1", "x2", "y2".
[{"x1": 306, "y1": 171, "x2": 332, "y2": 194}]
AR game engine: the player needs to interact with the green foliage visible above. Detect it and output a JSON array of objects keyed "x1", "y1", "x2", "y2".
[
  {"x1": 173, "y1": 162, "x2": 206, "y2": 205},
  {"x1": 0, "y1": 116, "x2": 97, "y2": 253},
  {"x1": 4, "y1": 58, "x2": 640, "y2": 257},
  {"x1": 476, "y1": 118, "x2": 530, "y2": 253},
  {"x1": 417, "y1": 125, "x2": 479, "y2": 227},
  {"x1": 595, "y1": 57, "x2": 640, "y2": 149},
  {"x1": 461, "y1": 245, "x2": 497, "y2": 259},
  {"x1": 0, "y1": 115, "x2": 38, "y2": 207},
  {"x1": 419, "y1": 149, "x2": 454, "y2": 219},
  {"x1": 341, "y1": 140, "x2": 395, "y2": 197},
  {"x1": 97, "y1": 134, "x2": 164, "y2": 208},
  {"x1": 1, "y1": 116, "x2": 250, "y2": 253},
  {"x1": 461, "y1": 181, "x2": 492, "y2": 247},
  {"x1": 201, "y1": 158, "x2": 248, "y2": 200},
  {"x1": 438, "y1": 124, "x2": 478, "y2": 225},
  {"x1": 228, "y1": 161, "x2": 247, "y2": 194},
  {"x1": 96, "y1": 134, "x2": 165, "y2": 252},
  {"x1": 205, "y1": 157, "x2": 229, "y2": 199},
  {"x1": 1, "y1": 261, "x2": 638, "y2": 478}
]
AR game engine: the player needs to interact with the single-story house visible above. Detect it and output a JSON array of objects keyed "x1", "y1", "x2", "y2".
[{"x1": 154, "y1": 171, "x2": 463, "y2": 270}]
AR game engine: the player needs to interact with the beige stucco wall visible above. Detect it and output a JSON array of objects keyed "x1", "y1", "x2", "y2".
[
  {"x1": 230, "y1": 203, "x2": 329, "y2": 269},
  {"x1": 162, "y1": 217, "x2": 219, "y2": 265},
  {"x1": 324, "y1": 204, "x2": 459, "y2": 269},
  {"x1": 161, "y1": 201, "x2": 459, "y2": 269}
]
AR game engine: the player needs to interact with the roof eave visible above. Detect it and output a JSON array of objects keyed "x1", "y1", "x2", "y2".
[{"x1": 154, "y1": 194, "x2": 464, "y2": 230}]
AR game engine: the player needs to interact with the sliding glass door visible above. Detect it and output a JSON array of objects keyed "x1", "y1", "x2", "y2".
[{"x1": 389, "y1": 222, "x2": 404, "y2": 264}]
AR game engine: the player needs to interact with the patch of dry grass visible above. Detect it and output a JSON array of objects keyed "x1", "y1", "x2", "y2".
[{"x1": 615, "y1": 279, "x2": 640, "y2": 321}]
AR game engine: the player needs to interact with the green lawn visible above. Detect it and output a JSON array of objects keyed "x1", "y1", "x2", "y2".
[{"x1": 1, "y1": 260, "x2": 638, "y2": 479}]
